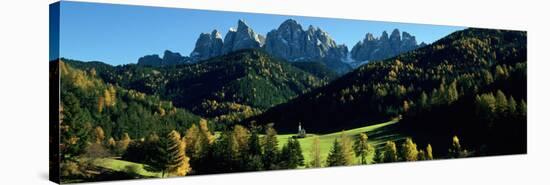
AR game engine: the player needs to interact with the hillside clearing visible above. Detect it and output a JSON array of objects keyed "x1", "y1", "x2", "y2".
[{"x1": 276, "y1": 119, "x2": 406, "y2": 165}]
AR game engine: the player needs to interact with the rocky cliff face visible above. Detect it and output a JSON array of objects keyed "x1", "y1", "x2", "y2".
[
  {"x1": 264, "y1": 19, "x2": 348, "y2": 62},
  {"x1": 190, "y1": 20, "x2": 264, "y2": 61},
  {"x1": 350, "y1": 29, "x2": 420, "y2": 63},
  {"x1": 138, "y1": 50, "x2": 190, "y2": 67},
  {"x1": 190, "y1": 30, "x2": 224, "y2": 61},
  {"x1": 222, "y1": 20, "x2": 264, "y2": 54},
  {"x1": 186, "y1": 19, "x2": 423, "y2": 72}
]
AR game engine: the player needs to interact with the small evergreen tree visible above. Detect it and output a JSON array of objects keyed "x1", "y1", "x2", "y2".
[
  {"x1": 326, "y1": 139, "x2": 345, "y2": 166},
  {"x1": 246, "y1": 129, "x2": 263, "y2": 171},
  {"x1": 263, "y1": 126, "x2": 280, "y2": 170},
  {"x1": 279, "y1": 138, "x2": 304, "y2": 169}
]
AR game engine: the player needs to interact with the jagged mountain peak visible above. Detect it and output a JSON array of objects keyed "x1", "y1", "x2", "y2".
[
  {"x1": 211, "y1": 29, "x2": 222, "y2": 39},
  {"x1": 390, "y1": 29, "x2": 401, "y2": 41},
  {"x1": 222, "y1": 19, "x2": 264, "y2": 54},
  {"x1": 138, "y1": 50, "x2": 190, "y2": 67},
  {"x1": 237, "y1": 19, "x2": 249, "y2": 29},
  {"x1": 350, "y1": 29, "x2": 421, "y2": 65},
  {"x1": 190, "y1": 29, "x2": 224, "y2": 61},
  {"x1": 380, "y1": 31, "x2": 389, "y2": 40}
]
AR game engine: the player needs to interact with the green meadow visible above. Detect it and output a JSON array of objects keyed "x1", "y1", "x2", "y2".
[
  {"x1": 276, "y1": 119, "x2": 405, "y2": 165},
  {"x1": 90, "y1": 119, "x2": 405, "y2": 177}
]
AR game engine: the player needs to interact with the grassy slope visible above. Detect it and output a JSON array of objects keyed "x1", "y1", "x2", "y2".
[
  {"x1": 92, "y1": 120, "x2": 405, "y2": 175},
  {"x1": 276, "y1": 119, "x2": 405, "y2": 165},
  {"x1": 92, "y1": 158, "x2": 162, "y2": 178}
]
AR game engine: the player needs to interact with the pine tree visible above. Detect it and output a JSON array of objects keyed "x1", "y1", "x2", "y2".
[
  {"x1": 309, "y1": 136, "x2": 322, "y2": 168},
  {"x1": 353, "y1": 133, "x2": 370, "y2": 164},
  {"x1": 482, "y1": 69, "x2": 494, "y2": 85},
  {"x1": 198, "y1": 119, "x2": 215, "y2": 145},
  {"x1": 60, "y1": 102, "x2": 92, "y2": 161},
  {"x1": 326, "y1": 132, "x2": 354, "y2": 166},
  {"x1": 382, "y1": 141, "x2": 398, "y2": 162},
  {"x1": 400, "y1": 138, "x2": 419, "y2": 161},
  {"x1": 495, "y1": 90, "x2": 509, "y2": 114},
  {"x1": 507, "y1": 96, "x2": 517, "y2": 116},
  {"x1": 184, "y1": 124, "x2": 200, "y2": 158},
  {"x1": 340, "y1": 132, "x2": 355, "y2": 166},
  {"x1": 229, "y1": 125, "x2": 250, "y2": 165},
  {"x1": 475, "y1": 92, "x2": 497, "y2": 124},
  {"x1": 169, "y1": 131, "x2": 191, "y2": 176},
  {"x1": 150, "y1": 130, "x2": 190, "y2": 177},
  {"x1": 191, "y1": 119, "x2": 216, "y2": 174},
  {"x1": 448, "y1": 80, "x2": 459, "y2": 103},
  {"x1": 263, "y1": 126, "x2": 279, "y2": 170},
  {"x1": 280, "y1": 138, "x2": 304, "y2": 169},
  {"x1": 326, "y1": 139, "x2": 345, "y2": 166},
  {"x1": 246, "y1": 130, "x2": 263, "y2": 171},
  {"x1": 185, "y1": 120, "x2": 215, "y2": 164},
  {"x1": 418, "y1": 91, "x2": 429, "y2": 110},
  {"x1": 426, "y1": 144, "x2": 434, "y2": 160}
]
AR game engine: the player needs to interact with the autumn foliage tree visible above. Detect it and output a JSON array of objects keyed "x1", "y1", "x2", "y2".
[
  {"x1": 93, "y1": 126, "x2": 105, "y2": 144},
  {"x1": 400, "y1": 138, "x2": 419, "y2": 161},
  {"x1": 115, "y1": 133, "x2": 131, "y2": 155},
  {"x1": 326, "y1": 132, "x2": 354, "y2": 166},
  {"x1": 381, "y1": 141, "x2": 398, "y2": 163},
  {"x1": 150, "y1": 130, "x2": 190, "y2": 177},
  {"x1": 426, "y1": 144, "x2": 434, "y2": 160},
  {"x1": 353, "y1": 133, "x2": 372, "y2": 164},
  {"x1": 449, "y1": 135, "x2": 468, "y2": 158},
  {"x1": 184, "y1": 119, "x2": 215, "y2": 174},
  {"x1": 309, "y1": 136, "x2": 323, "y2": 168}
]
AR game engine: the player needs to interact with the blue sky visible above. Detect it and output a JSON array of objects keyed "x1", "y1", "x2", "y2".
[{"x1": 57, "y1": 1, "x2": 464, "y2": 65}]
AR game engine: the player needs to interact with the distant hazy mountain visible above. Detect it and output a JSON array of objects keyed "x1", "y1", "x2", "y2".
[
  {"x1": 349, "y1": 29, "x2": 425, "y2": 67},
  {"x1": 137, "y1": 50, "x2": 190, "y2": 67}
]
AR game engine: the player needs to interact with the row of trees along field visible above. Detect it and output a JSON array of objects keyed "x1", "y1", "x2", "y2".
[
  {"x1": 84, "y1": 121, "x2": 471, "y2": 178},
  {"x1": 121, "y1": 122, "x2": 305, "y2": 174},
  {"x1": 323, "y1": 133, "x2": 469, "y2": 166}
]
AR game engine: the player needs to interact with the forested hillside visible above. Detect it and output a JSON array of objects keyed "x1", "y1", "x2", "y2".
[
  {"x1": 249, "y1": 28, "x2": 526, "y2": 138},
  {"x1": 65, "y1": 49, "x2": 328, "y2": 125},
  {"x1": 59, "y1": 60, "x2": 204, "y2": 152}
]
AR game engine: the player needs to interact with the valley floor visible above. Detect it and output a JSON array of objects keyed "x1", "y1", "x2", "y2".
[{"x1": 85, "y1": 119, "x2": 405, "y2": 181}]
